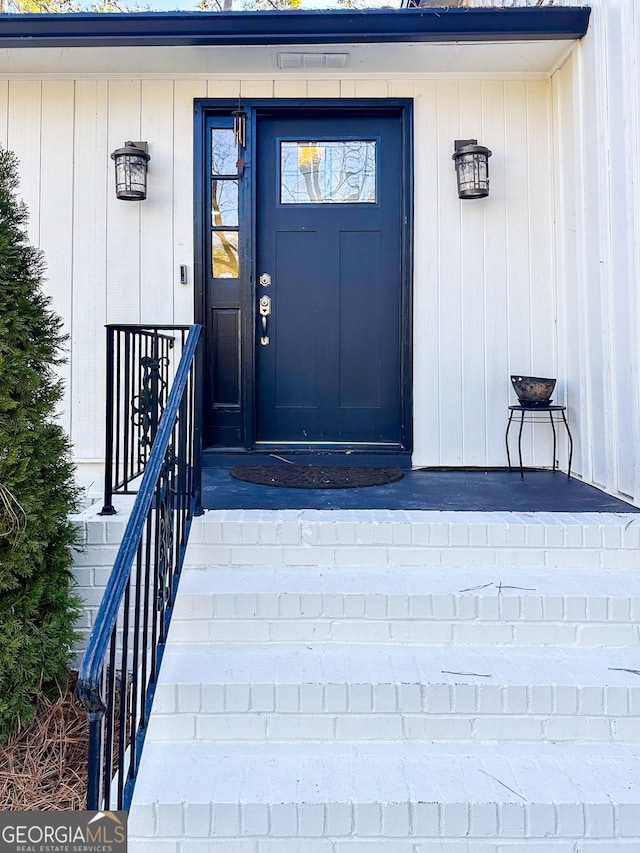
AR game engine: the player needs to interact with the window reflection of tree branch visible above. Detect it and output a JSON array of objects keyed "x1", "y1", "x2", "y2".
[
  {"x1": 212, "y1": 232, "x2": 238, "y2": 278},
  {"x1": 211, "y1": 179, "x2": 239, "y2": 277},
  {"x1": 329, "y1": 143, "x2": 375, "y2": 202},
  {"x1": 212, "y1": 179, "x2": 224, "y2": 227},
  {"x1": 297, "y1": 145, "x2": 323, "y2": 202},
  {"x1": 281, "y1": 141, "x2": 375, "y2": 204},
  {"x1": 298, "y1": 162, "x2": 319, "y2": 203},
  {"x1": 212, "y1": 179, "x2": 239, "y2": 225},
  {"x1": 211, "y1": 129, "x2": 237, "y2": 176}
]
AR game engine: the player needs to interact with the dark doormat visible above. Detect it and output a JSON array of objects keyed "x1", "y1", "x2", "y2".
[{"x1": 229, "y1": 465, "x2": 404, "y2": 489}]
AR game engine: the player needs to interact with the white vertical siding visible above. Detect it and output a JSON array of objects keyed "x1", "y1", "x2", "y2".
[
  {"x1": 432, "y1": 80, "x2": 464, "y2": 464},
  {"x1": 106, "y1": 80, "x2": 142, "y2": 324},
  {"x1": 174, "y1": 80, "x2": 207, "y2": 325},
  {"x1": 459, "y1": 79, "x2": 487, "y2": 465},
  {"x1": 354, "y1": 80, "x2": 390, "y2": 98},
  {"x1": 340, "y1": 80, "x2": 357, "y2": 98},
  {"x1": 8, "y1": 81, "x2": 41, "y2": 247},
  {"x1": 71, "y1": 81, "x2": 109, "y2": 463},
  {"x1": 273, "y1": 79, "x2": 307, "y2": 99},
  {"x1": 140, "y1": 80, "x2": 176, "y2": 324},
  {"x1": 413, "y1": 80, "x2": 440, "y2": 463},
  {"x1": 412, "y1": 78, "x2": 556, "y2": 469},
  {"x1": 307, "y1": 80, "x2": 340, "y2": 98},
  {"x1": 481, "y1": 81, "x2": 509, "y2": 464},
  {"x1": 238, "y1": 80, "x2": 275, "y2": 98},
  {"x1": 552, "y1": 58, "x2": 577, "y2": 477},
  {"x1": 207, "y1": 79, "x2": 241, "y2": 99},
  {"x1": 0, "y1": 80, "x2": 8, "y2": 147},
  {"x1": 559, "y1": 0, "x2": 640, "y2": 503},
  {"x1": 40, "y1": 81, "x2": 75, "y2": 436}
]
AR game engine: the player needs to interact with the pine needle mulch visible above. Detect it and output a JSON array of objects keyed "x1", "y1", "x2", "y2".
[{"x1": 0, "y1": 671, "x2": 88, "y2": 810}]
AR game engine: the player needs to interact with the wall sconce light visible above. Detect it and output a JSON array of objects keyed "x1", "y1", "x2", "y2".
[
  {"x1": 111, "y1": 141, "x2": 150, "y2": 200},
  {"x1": 452, "y1": 139, "x2": 492, "y2": 199}
]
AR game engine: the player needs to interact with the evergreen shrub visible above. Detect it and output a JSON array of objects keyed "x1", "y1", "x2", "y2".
[{"x1": 0, "y1": 148, "x2": 79, "y2": 742}]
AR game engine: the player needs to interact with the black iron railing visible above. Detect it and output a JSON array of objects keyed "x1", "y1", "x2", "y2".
[
  {"x1": 78, "y1": 324, "x2": 202, "y2": 810},
  {"x1": 101, "y1": 325, "x2": 193, "y2": 516}
]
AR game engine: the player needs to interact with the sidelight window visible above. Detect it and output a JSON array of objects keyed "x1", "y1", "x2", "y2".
[{"x1": 210, "y1": 126, "x2": 240, "y2": 279}]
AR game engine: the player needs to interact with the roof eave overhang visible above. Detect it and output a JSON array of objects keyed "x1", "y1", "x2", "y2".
[{"x1": 0, "y1": 7, "x2": 591, "y2": 50}]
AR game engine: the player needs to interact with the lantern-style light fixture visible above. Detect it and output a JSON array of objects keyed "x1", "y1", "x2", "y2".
[
  {"x1": 452, "y1": 139, "x2": 492, "y2": 199},
  {"x1": 111, "y1": 141, "x2": 150, "y2": 200}
]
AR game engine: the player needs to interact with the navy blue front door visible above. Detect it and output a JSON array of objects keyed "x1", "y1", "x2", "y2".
[{"x1": 256, "y1": 113, "x2": 404, "y2": 445}]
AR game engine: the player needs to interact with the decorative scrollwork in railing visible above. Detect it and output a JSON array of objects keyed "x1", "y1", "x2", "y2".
[
  {"x1": 155, "y1": 451, "x2": 176, "y2": 613},
  {"x1": 131, "y1": 351, "x2": 172, "y2": 469},
  {"x1": 101, "y1": 326, "x2": 189, "y2": 516}
]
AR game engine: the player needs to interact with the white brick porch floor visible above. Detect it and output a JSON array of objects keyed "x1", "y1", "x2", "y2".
[{"x1": 127, "y1": 510, "x2": 640, "y2": 852}]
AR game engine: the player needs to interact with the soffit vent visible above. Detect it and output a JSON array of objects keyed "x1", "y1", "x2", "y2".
[{"x1": 277, "y1": 52, "x2": 350, "y2": 70}]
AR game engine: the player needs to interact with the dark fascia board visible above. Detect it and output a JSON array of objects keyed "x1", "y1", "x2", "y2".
[{"x1": 0, "y1": 7, "x2": 591, "y2": 49}]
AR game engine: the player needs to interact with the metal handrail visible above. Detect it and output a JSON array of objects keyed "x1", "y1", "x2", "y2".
[{"x1": 78, "y1": 323, "x2": 202, "y2": 810}]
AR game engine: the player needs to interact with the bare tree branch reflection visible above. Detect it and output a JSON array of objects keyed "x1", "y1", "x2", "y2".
[
  {"x1": 211, "y1": 177, "x2": 239, "y2": 278},
  {"x1": 281, "y1": 141, "x2": 376, "y2": 204}
]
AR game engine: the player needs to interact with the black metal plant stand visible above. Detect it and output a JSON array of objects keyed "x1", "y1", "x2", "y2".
[{"x1": 505, "y1": 404, "x2": 573, "y2": 480}]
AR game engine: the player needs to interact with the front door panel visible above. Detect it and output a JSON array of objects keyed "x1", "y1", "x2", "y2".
[{"x1": 256, "y1": 114, "x2": 403, "y2": 445}]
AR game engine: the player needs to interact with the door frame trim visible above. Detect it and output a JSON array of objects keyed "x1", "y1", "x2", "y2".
[{"x1": 194, "y1": 97, "x2": 413, "y2": 453}]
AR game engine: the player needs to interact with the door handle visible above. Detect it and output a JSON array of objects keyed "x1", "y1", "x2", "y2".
[{"x1": 259, "y1": 295, "x2": 271, "y2": 345}]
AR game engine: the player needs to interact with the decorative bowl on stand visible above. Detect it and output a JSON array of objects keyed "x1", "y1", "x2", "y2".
[{"x1": 510, "y1": 375, "x2": 556, "y2": 408}]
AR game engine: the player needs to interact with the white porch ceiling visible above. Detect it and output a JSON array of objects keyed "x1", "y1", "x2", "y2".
[{"x1": 0, "y1": 39, "x2": 573, "y2": 77}]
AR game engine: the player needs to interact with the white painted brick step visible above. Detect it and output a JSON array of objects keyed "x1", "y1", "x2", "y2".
[
  {"x1": 170, "y1": 567, "x2": 640, "y2": 647},
  {"x1": 128, "y1": 742, "x2": 640, "y2": 844},
  {"x1": 176, "y1": 565, "x2": 640, "y2": 598},
  {"x1": 184, "y1": 510, "x2": 640, "y2": 570},
  {"x1": 128, "y1": 842, "x2": 640, "y2": 853},
  {"x1": 147, "y1": 643, "x2": 640, "y2": 743},
  {"x1": 124, "y1": 509, "x2": 640, "y2": 852},
  {"x1": 128, "y1": 841, "x2": 640, "y2": 853}
]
